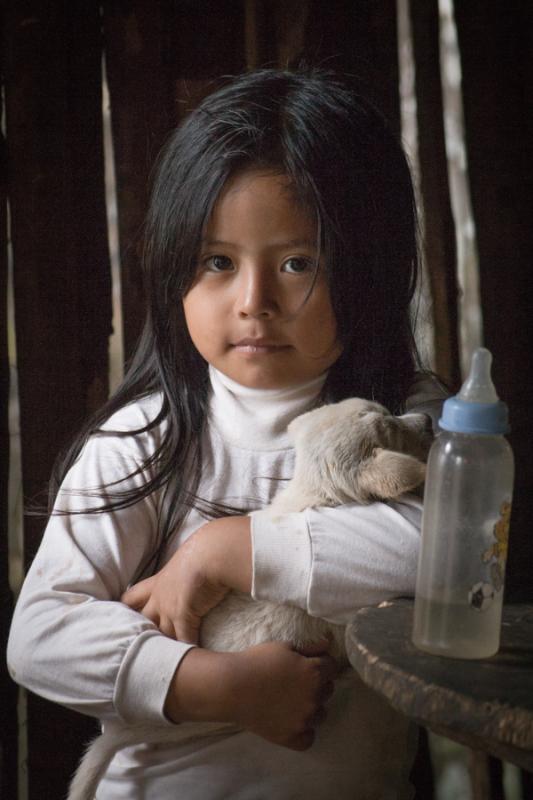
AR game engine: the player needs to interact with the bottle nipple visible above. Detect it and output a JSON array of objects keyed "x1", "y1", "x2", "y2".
[
  {"x1": 439, "y1": 347, "x2": 509, "y2": 434},
  {"x1": 457, "y1": 347, "x2": 499, "y2": 403}
]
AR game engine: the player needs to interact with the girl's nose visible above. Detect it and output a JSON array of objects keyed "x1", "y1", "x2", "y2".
[{"x1": 235, "y1": 267, "x2": 279, "y2": 319}]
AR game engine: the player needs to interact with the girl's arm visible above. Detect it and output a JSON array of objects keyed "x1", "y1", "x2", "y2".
[
  {"x1": 123, "y1": 496, "x2": 422, "y2": 642},
  {"x1": 251, "y1": 496, "x2": 422, "y2": 623},
  {"x1": 165, "y1": 639, "x2": 337, "y2": 750},
  {"x1": 7, "y1": 404, "x2": 335, "y2": 746},
  {"x1": 7, "y1": 428, "x2": 194, "y2": 726}
]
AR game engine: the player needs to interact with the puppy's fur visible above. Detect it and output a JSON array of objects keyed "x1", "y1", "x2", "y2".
[{"x1": 68, "y1": 398, "x2": 432, "y2": 800}]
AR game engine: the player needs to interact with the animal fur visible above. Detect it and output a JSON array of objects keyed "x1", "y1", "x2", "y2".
[{"x1": 68, "y1": 398, "x2": 432, "y2": 800}]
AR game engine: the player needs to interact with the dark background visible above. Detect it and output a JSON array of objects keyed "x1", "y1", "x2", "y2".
[{"x1": 1, "y1": 2, "x2": 532, "y2": 797}]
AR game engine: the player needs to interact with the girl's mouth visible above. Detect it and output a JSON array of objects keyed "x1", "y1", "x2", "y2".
[
  {"x1": 232, "y1": 339, "x2": 291, "y2": 354},
  {"x1": 234, "y1": 344, "x2": 289, "y2": 354}
]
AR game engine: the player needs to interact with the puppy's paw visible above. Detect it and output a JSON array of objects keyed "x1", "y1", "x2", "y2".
[{"x1": 356, "y1": 448, "x2": 426, "y2": 502}]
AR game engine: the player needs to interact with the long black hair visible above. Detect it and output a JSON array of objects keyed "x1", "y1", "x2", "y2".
[{"x1": 50, "y1": 67, "x2": 422, "y2": 577}]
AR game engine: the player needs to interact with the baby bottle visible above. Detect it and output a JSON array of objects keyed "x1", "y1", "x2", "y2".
[{"x1": 412, "y1": 348, "x2": 514, "y2": 658}]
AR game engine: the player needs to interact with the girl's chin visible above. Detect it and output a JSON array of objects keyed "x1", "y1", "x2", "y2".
[
  {"x1": 216, "y1": 363, "x2": 320, "y2": 391},
  {"x1": 210, "y1": 345, "x2": 339, "y2": 389}
]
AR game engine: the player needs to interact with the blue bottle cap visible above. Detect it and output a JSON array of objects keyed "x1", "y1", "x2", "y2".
[{"x1": 439, "y1": 348, "x2": 510, "y2": 434}]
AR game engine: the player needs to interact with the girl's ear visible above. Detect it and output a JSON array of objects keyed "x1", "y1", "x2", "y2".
[{"x1": 357, "y1": 448, "x2": 426, "y2": 502}]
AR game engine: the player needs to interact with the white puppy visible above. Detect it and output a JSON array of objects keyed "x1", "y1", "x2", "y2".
[{"x1": 68, "y1": 398, "x2": 432, "y2": 800}]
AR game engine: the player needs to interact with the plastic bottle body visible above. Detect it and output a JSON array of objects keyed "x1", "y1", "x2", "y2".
[{"x1": 412, "y1": 431, "x2": 514, "y2": 658}]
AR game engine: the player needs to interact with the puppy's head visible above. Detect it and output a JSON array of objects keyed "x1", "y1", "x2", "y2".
[{"x1": 288, "y1": 398, "x2": 433, "y2": 505}]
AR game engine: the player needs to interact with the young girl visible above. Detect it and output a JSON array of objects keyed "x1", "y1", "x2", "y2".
[{"x1": 8, "y1": 68, "x2": 446, "y2": 799}]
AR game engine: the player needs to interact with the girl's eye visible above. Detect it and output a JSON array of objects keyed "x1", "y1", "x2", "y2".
[
  {"x1": 204, "y1": 255, "x2": 234, "y2": 272},
  {"x1": 281, "y1": 257, "x2": 315, "y2": 275}
]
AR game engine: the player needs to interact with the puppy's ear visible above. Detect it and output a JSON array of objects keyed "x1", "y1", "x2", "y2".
[{"x1": 357, "y1": 448, "x2": 426, "y2": 502}]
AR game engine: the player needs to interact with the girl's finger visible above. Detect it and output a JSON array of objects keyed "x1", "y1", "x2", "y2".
[
  {"x1": 173, "y1": 615, "x2": 202, "y2": 646},
  {"x1": 140, "y1": 601, "x2": 160, "y2": 627},
  {"x1": 158, "y1": 617, "x2": 176, "y2": 639},
  {"x1": 121, "y1": 576, "x2": 156, "y2": 608}
]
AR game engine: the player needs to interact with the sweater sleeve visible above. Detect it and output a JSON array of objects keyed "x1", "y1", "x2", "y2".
[
  {"x1": 7, "y1": 414, "x2": 195, "y2": 726},
  {"x1": 251, "y1": 496, "x2": 422, "y2": 624}
]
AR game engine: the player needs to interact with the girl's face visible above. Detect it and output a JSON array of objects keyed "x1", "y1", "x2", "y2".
[{"x1": 183, "y1": 169, "x2": 342, "y2": 389}]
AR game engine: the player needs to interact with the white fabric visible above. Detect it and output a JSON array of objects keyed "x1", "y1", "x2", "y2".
[
  {"x1": 208, "y1": 365, "x2": 326, "y2": 449},
  {"x1": 7, "y1": 368, "x2": 445, "y2": 799}
]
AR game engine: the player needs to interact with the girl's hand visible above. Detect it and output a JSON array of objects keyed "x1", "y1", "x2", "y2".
[
  {"x1": 165, "y1": 639, "x2": 338, "y2": 751},
  {"x1": 121, "y1": 516, "x2": 252, "y2": 643},
  {"x1": 228, "y1": 639, "x2": 338, "y2": 750}
]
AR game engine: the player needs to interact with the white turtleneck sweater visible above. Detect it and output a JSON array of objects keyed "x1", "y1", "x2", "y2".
[{"x1": 8, "y1": 367, "x2": 445, "y2": 799}]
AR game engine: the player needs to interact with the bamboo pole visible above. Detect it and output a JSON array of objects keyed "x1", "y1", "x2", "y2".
[{"x1": 410, "y1": 0, "x2": 461, "y2": 388}]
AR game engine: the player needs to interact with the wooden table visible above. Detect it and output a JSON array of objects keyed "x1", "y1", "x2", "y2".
[{"x1": 345, "y1": 599, "x2": 533, "y2": 773}]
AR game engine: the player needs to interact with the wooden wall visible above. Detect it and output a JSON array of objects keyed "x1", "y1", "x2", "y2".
[{"x1": 1, "y1": 2, "x2": 531, "y2": 798}]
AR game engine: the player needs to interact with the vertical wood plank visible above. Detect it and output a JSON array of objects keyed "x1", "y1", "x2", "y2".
[
  {"x1": 244, "y1": 0, "x2": 310, "y2": 69},
  {"x1": 4, "y1": 1, "x2": 111, "y2": 797},
  {"x1": 410, "y1": 0, "x2": 460, "y2": 388},
  {"x1": 454, "y1": 1, "x2": 533, "y2": 602},
  {"x1": 103, "y1": 0, "x2": 247, "y2": 363},
  {"x1": 521, "y1": 769, "x2": 533, "y2": 799},
  {"x1": 468, "y1": 750, "x2": 504, "y2": 800},
  {"x1": 408, "y1": 727, "x2": 435, "y2": 799},
  {"x1": 303, "y1": 0, "x2": 401, "y2": 133},
  {"x1": 170, "y1": 0, "x2": 247, "y2": 126},
  {"x1": 274, "y1": 0, "x2": 311, "y2": 67},
  {"x1": 168, "y1": 2, "x2": 247, "y2": 121},
  {"x1": 102, "y1": 0, "x2": 175, "y2": 362},
  {"x1": 0, "y1": 123, "x2": 18, "y2": 800},
  {"x1": 245, "y1": 0, "x2": 276, "y2": 67},
  {"x1": 246, "y1": 1, "x2": 402, "y2": 130}
]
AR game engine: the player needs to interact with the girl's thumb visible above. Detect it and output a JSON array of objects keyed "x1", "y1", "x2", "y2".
[{"x1": 121, "y1": 576, "x2": 155, "y2": 609}]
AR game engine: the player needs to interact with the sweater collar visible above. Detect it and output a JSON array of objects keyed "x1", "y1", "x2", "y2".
[{"x1": 208, "y1": 366, "x2": 327, "y2": 450}]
